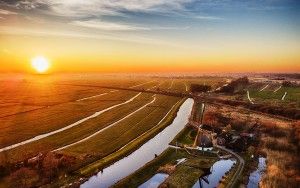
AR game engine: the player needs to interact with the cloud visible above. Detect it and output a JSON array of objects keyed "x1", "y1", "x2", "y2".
[
  {"x1": 0, "y1": 25, "x2": 181, "y2": 47},
  {"x1": 71, "y1": 19, "x2": 190, "y2": 31},
  {"x1": 194, "y1": 16, "x2": 225, "y2": 21},
  {"x1": 0, "y1": 0, "x2": 193, "y2": 17},
  {"x1": 0, "y1": 9, "x2": 18, "y2": 15},
  {"x1": 71, "y1": 20, "x2": 150, "y2": 31}
]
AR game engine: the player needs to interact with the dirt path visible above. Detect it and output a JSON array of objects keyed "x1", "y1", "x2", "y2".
[
  {"x1": 215, "y1": 145, "x2": 245, "y2": 188},
  {"x1": 273, "y1": 85, "x2": 282, "y2": 93},
  {"x1": 247, "y1": 90, "x2": 254, "y2": 104},
  {"x1": 281, "y1": 91, "x2": 287, "y2": 100},
  {"x1": 147, "y1": 81, "x2": 163, "y2": 91},
  {"x1": 76, "y1": 92, "x2": 110, "y2": 101},
  {"x1": 168, "y1": 80, "x2": 174, "y2": 89},
  {"x1": 76, "y1": 80, "x2": 155, "y2": 101},
  {"x1": 184, "y1": 83, "x2": 188, "y2": 92},
  {"x1": 259, "y1": 84, "x2": 269, "y2": 92},
  {"x1": 111, "y1": 99, "x2": 181, "y2": 152}
]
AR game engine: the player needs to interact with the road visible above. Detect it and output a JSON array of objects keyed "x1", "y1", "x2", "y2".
[{"x1": 215, "y1": 145, "x2": 245, "y2": 188}]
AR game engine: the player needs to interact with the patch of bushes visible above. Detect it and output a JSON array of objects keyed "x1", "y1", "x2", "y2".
[
  {"x1": 290, "y1": 121, "x2": 300, "y2": 150},
  {"x1": 282, "y1": 81, "x2": 298, "y2": 87},
  {"x1": 4, "y1": 152, "x2": 76, "y2": 187},
  {"x1": 261, "y1": 123, "x2": 288, "y2": 138},
  {"x1": 219, "y1": 76, "x2": 249, "y2": 93},
  {"x1": 190, "y1": 84, "x2": 211, "y2": 93},
  {"x1": 211, "y1": 97, "x2": 300, "y2": 120},
  {"x1": 264, "y1": 138, "x2": 295, "y2": 153},
  {"x1": 9, "y1": 167, "x2": 39, "y2": 188}
]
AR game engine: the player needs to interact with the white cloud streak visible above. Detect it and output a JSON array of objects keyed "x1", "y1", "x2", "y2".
[
  {"x1": 0, "y1": 8, "x2": 17, "y2": 15},
  {"x1": 5, "y1": 0, "x2": 193, "y2": 17},
  {"x1": 70, "y1": 20, "x2": 190, "y2": 31},
  {"x1": 0, "y1": 26, "x2": 181, "y2": 47},
  {"x1": 71, "y1": 20, "x2": 150, "y2": 31},
  {"x1": 194, "y1": 15, "x2": 225, "y2": 20}
]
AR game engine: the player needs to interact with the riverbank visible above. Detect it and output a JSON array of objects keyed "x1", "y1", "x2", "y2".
[
  {"x1": 79, "y1": 98, "x2": 194, "y2": 187},
  {"x1": 48, "y1": 98, "x2": 188, "y2": 187},
  {"x1": 113, "y1": 147, "x2": 218, "y2": 188},
  {"x1": 80, "y1": 98, "x2": 186, "y2": 176}
]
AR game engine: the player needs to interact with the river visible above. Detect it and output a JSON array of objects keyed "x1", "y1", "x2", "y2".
[{"x1": 81, "y1": 98, "x2": 194, "y2": 188}]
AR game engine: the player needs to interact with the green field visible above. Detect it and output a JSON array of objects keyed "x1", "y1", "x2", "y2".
[
  {"x1": 1, "y1": 74, "x2": 297, "y2": 188},
  {"x1": 239, "y1": 82, "x2": 300, "y2": 109},
  {"x1": 0, "y1": 76, "x2": 186, "y2": 165},
  {"x1": 247, "y1": 86, "x2": 300, "y2": 103}
]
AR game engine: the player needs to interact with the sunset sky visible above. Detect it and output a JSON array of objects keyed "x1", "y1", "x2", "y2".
[{"x1": 0, "y1": 0, "x2": 299, "y2": 73}]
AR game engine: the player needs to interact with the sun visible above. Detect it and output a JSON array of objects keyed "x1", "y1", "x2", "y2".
[{"x1": 31, "y1": 56, "x2": 50, "y2": 73}]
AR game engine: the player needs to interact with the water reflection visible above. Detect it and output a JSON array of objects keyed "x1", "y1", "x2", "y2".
[
  {"x1": 247, "y1": 157, "x2": 266, "y2": 188},
  {"x1": 139, "y1": 173, "x2": 169, "y2": 188},
  {"x1": 81, "y1": 99, "x2": 194, "y2": 188},
  {"x1": 193, "y1": 159, "x2": 236, "y2": 188}
]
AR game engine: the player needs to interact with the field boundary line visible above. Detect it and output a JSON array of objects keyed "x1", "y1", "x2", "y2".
[
  {"x1": 76, "y1": 80, "x2": 156, "y2": 101},
  {"x1": 246, "y1": 90, "x2": 254, "y2": 104},
  {"x1": 273, "y1": 85, "x2": 282, "y2": 92},
  {"x1": 281, "y1": 91, "x2": 287, "y2": 100},
  {"x1": 259, "y1": 84, "x2": 269, "y2": 92},
  {"x1": 53, "y1": 95, "x2": 157, "y2": 151}
]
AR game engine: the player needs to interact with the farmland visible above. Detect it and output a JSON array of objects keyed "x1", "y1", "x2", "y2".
[
  {"x1": 0, "y1": 74, "x2": 189, "y2": 187},
  {"x1": 0, "y1": 73, "x2": 299, "y2": 188}
]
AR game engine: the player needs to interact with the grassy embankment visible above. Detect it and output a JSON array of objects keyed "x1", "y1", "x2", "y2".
[
  {"x1": 77, "y1": 97, "x2": 186, "y2": 177},
  {"x1": 114, "y1": 147, "x2": 218, "y2": 188}
]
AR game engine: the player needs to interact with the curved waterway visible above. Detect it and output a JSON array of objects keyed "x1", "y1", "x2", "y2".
[
  {"x1": 193, "y1": 159, "x2": 236, "y2": 188},
  {"x1": 81, "y1": 98, "x2": 194, "y2": 188},
  {"x1": 247, "y1": 157, "x2": 266, "y2": 188}
]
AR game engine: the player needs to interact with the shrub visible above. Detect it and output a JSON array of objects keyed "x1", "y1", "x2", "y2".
[
  {"x1": 42, "y1": 152, "x2": 59, "y2": 180},
  {"x1": 291, "y1": 121, "x2": 300, "y2": 149},
  {"x1": 9, "y1": 167, "x2": 39, "y2": 188},
  {"x1": 220, "y1": 76, "x2": 249, "y2": 93},
  {"x1": 264, "y1": 138, "x2": 295, "y2": 153},
  {"x1": 190, "y1": 84, "x2": 211, "y2": 93}
]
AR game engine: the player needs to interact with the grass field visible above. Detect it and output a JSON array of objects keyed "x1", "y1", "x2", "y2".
[
  {"x1": 0, "y1": 77, "x2": 187, "y2": 165},
  {"x1": 247, "y1": 86, "x2": 300, "y2": 104},
  {"x1": 0, "y1": 74, "x2": 298, "y2": 188}
]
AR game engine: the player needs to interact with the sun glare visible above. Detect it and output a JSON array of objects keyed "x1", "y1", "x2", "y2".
[{"x1": 31, "y1": 56, "x2": 50, "y2": 73}]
